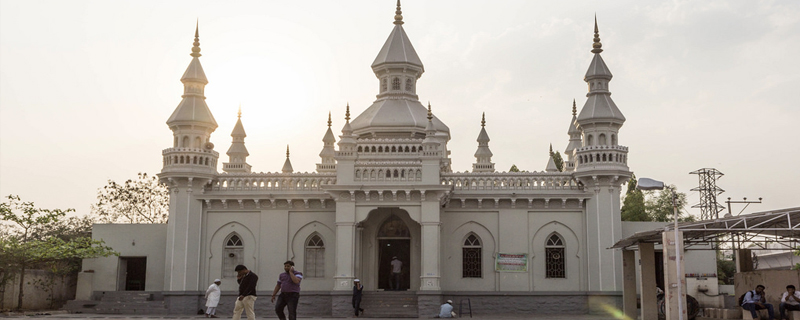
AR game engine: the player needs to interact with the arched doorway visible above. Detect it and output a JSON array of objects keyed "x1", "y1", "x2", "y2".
[{"x1": 377, "y1": 214, "x2": 411, "y2": 290}]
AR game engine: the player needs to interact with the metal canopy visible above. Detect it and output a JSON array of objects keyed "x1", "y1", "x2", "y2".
[{"x1": 611, "y1": 207, "x2": 800, "y2": 250}]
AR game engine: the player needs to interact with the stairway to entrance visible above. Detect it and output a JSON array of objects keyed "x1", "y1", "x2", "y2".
[
  {"x1": 358, "y1": 291, "x2": 419, "y2": 318},
  {"x1": 63, "y1": 292, "x2": 168, "y2": 315}
]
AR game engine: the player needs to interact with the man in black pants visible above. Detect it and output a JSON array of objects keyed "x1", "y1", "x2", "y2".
[
  {"x1": 271, "y1": 260, "x2": 303, "y2": 320},
  {"x1": 232, "y1": 265, "x2": 258, "y2": 320},
  {"x1": 353, "y1": 279, "x2": 365, "y2": 317}
]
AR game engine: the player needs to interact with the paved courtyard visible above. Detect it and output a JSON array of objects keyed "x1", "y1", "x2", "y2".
[{"x1": 1, "y1": 313, "x2": 629, "y2": 320}]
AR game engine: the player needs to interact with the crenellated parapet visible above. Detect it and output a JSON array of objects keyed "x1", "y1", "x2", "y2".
[
  {"x1": 441, "y1": 172, "x2": 581, "y2": 191},
  {"x1": 206, "y1": 172, "x2": 336, "y2": 193},
  {"x1": 161, "y1": 147, "x2": 218, "y2": 174},
  {"x1": 574, "y1": 144, "x2": 629, "y2": 169}
]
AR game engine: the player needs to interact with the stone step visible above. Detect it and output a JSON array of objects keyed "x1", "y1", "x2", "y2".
[{"x1": 358, "y1": 293, "x2": 418, "y2": 318}]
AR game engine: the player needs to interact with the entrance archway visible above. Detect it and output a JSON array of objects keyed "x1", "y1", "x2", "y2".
[
  {"x1": 357, "y1": 207, "x2": 420, "y2": 291},
  {"x1": 377, "y1": 215, "x2": 410, "y2": 290}
]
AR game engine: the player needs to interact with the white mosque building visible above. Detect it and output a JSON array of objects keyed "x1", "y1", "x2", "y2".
[{"x1": 73, "y1": 3, "x2": 693, "y2": 317}]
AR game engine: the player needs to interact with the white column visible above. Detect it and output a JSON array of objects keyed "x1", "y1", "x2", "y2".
[
  {"x1": 584, "y1": 181, "x2": 623, "y2": 291},
  {"x1": 663, "y1": 230, "x2": 687, "y2": 320},
  {"x1": 164, "y1": 178, "x2": 204, "y2": 291},
  {"x1": 333, "y1": 200, "x2": 356, "y2": 290},
  {"x1": 622, "y1": 249, "x2": 637, "y2": 319},
  {"x1": 639, "y1": 242, "x2": 658, "y2": 320},
  {"x1": 419, "y1": 200, "x2": 441, "y2": 291}
]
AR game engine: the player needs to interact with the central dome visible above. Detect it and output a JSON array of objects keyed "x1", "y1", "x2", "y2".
[{"x1": 350, "y1": 99, "x2": 449, "y2": 138}]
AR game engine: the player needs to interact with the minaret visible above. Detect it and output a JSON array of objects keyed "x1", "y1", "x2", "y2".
[
  {"x1": 472, "y1": 113, "x2": 495, "y2": 172},
  {"x1": 223, "y1": 107, "x2": 251, "y2": 173},
  {"x1": 316, "y1": 112, "x2": 337, "y2": 173},
  {"x1": 546, "y1": 144, "x2": 559, "y2": 172},
  {"x1": 573, "y1": 17, "x2": 631, "y2": 292},
  {"x1": 158, "y1": 23, "x2": 219, "y2": 293},
  {"x1": 282, "y1": 145, "x2": 294, "y2": 173},
  {"x1": 564, "y1": 99, "x2": 581, "y2": 172},
  {"x1": 371, "y1": 0, "x2": 424, "y2": 101}
]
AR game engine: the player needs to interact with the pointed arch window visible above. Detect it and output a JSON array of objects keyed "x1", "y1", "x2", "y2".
[
  {"x1": 405, "y1": 78, "x2": 413, "y2": 91},
  {"x1": 545, "y1": 233, "x2": 566, "y2": 278},
  {"x1": 392, "y1": 77, "x2": 401, "y2": 90},
  {"x1": 305, "y1": 234, "x2": 325, "y2": 278},
  {"x1": 223, "y1": 234, "x2": 244, "y2": 278},
  {"x1": 462, "y1": 234, "x2": 482, "y2": 278}
]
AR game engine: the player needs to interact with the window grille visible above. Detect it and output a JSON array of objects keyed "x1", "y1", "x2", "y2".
[
  {"x1": 462, "y1": 234, "x2": 482, "y2": 278},
  {"x1": 392, "y1": 77, "x2": 401, "y2": 90},
  {"x1": 545, "y1": 234, "x2": 565, "y2": 278},
  {"x1": 224, "y1": 234, "x2": 244, "y2": 278},
  {"x1": 405, "y1": 78, "x2": 413, "y2": 91},
  {"x1": 305, "y1": 234, "x2": 325, "y2": 278}
]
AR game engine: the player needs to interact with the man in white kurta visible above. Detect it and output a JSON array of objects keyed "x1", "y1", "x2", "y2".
[{"x1": 205, "y1": 279, "x2": 222, "y2": 318}]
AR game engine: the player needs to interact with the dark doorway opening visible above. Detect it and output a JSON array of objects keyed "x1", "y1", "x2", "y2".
[
  {"x1": 378, "y1": 239, "x2": 410, "y2": 290},
  {"x1": 654, "y1": 251, "x2": 665, "y2": 291},
  {"x1": 119, "y1": 257, "x2": 147, "y2": 291}
]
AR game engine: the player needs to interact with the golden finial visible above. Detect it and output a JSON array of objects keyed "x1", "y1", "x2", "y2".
[
  {"x1": 394, "y1": 0, "x2": 404, "y2": 25},
  {"x1": 286, "y1": 145, "x2": 290, "y2": 158},
  {"x1": 345, "y1": 103, "x2": 351, "y2": 122},
  {"x1": 592, "y1": 15, "x2": 603, "y2": 54},
  {"x1": 572, "y1": 99, "x2": 577, "y2": 116},
  {"x1": 237, "y1": 104, "x2": 242, "y2": 118},
  {"x1": 327, "y1": 111, "x2": 332, "y2": 127},
  {"x1": 191, "y1": 20, "x2": 202, "y2": 58},
  {"x1": 481, "y1": 112, "x2": 486, "y2": 127},
  {"x1": 427, "y1": 102, "x2": 432, "y2": 121}
]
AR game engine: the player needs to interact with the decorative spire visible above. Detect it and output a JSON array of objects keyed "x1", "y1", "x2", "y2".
[
  {"x1": 427, "y1": 102, "x2": 433, "y2": 121},
  {"x1": 550, "y1": 143, "x2": 554, "y2": 156},
  {"x1": 282, "y1": 145, "x2": 294, "y2": 173},
  {"x1": 191, "y1": 21, "x2": 202, "y2": 58},
  {"x1": 327, "y1": 111, "x2": 332, "y2": 127},
  {"x1": 572, "y1": 99, "x2": 577, "y2": 116},
  {"x1": 345, "y1": 103, "x2": 351, "y2": 123},
  {"x1": 238, "y1": 104, "x2": 242, "y2": 118},
  {"x1": 394, "y1": 0, "x2": 404, "y2": 25},
  {"x1": 481, "y1": 112, "x2": 486, "y2": 127},
  {"x1": 592, "y1": 16, "x2": 603, "y2": 54},
  {"x1": 473, "y1": 112, "x2": 494, "y2": 172}
]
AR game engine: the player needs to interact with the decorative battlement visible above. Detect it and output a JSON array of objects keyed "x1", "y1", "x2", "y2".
[
  {"x1": 441, "y1": 172, "x2": 580, "y2": 191},
  {"x1": 162, "y1": 147, "x2": 219, "y2": 173},
  {"x1": 355, "y1": 167, "x2": 422, "y2": 182},
  {"x1": 207, "y1": 173, "x2": 336, "y2": 192},
  {"x1": 574, "y1": 145, "x2": 628, "y2": 167}
]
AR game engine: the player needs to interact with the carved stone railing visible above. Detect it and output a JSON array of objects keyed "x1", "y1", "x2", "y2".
[
  {"x1": 574, "y1": 145, "x2": 628, "y2": 167},
  {"x1": 207, "y1": 173, "x2": 336, "y2": 192},
  {"x1": 162, "y1": 147, "x2": 219, "y2": 173},
  {"x1": 441, "y1": 172, "x2": 580, "y2": 191}
]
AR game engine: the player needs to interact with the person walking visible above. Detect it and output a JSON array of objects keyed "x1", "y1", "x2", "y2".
[
  {"x1": 353, "y1": 279, "x2": 365, "y2": 317},
  {"x1": 271, "y1": 260, "x2": 303, "y2": 320},
  {"x1": 204, "y1": 279, "x2": 221, "y2": 318},
  {"x1": 390, "y1": 256, "x2": 403, "y2": 290},
  {"x1": 232, "y1": 265, "x2": 258, "y2": 320}
]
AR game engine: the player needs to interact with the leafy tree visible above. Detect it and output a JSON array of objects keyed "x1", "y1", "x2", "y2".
[
  {"x1": 645, "y1": 185, "x2": 694, "y2": 222},
  {"x1": 92, "y1": 172, "x2": 169, "y2": 224},
  {"x1": 509, "y1": 164, "x2": 520, "y2": 172},
  {"x1": 552, "y1": 151, "x2": 565, "y2": 172},
  {"x1": 0, "y1": 195, "x2": 67, "y2": 309},
  {"x1": 621, "y1": 175, "x2": 648, "y2": 221},
  {"x1": 0, "y1": 195, "x2": 116, "y2": 310}
]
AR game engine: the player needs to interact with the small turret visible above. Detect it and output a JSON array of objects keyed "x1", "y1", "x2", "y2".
[
  {"x1": 223, "y1": 107, "x2": 251, "y2": 173},
  {"x1": 282, "y1": 145, "x2": 294, "y2": 173},
  {"x1": 472, "y1": 113, "x2": 495, "y2": 173},
  {"x1": 546, "y1": 144, "x2": 559, "y2": 172},
  {"x1": 316, "y1": 112, "x2": 337, "y2": 173},
  {"x1": 563, "y1": 99, "x2": 581, "y2": 171},
  {"x1": 161, "y1": 23, "x2": 219, "y2": 178}
]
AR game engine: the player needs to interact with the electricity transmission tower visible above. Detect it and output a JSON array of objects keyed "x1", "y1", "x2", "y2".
[{"x1": 690, "y1": 168, "x2": 725, "y2": 220}]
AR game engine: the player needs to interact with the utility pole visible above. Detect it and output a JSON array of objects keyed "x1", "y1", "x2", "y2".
[{"x1": 690, "y1": 168, "x2": 725, "y2": 220}]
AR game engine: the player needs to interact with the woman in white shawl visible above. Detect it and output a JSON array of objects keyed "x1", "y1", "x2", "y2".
[{"x1": 204, "y1": 279, "x2": 221, "y2": 318}]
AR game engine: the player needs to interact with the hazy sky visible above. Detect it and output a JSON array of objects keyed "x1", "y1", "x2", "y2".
[{"x1": 1, "y1": 0, "x2": 797, "y2": 218}]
